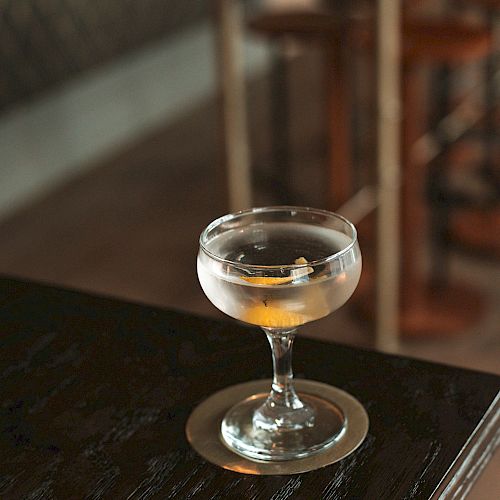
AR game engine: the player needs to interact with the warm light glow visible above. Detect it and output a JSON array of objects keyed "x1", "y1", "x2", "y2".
[{"x1": 243, "y1": 303, "x2": 307, "y2": 328}]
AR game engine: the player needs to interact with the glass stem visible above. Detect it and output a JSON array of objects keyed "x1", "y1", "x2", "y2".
[
  {"x1": 267, "y1": 328, "x2": 300, "y2": 407},
  {"x1": 253, "y1": 328, "x2": 314, "y2": 432}
]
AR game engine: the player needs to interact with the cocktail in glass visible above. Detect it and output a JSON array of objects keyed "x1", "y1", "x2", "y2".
[{"x1": 197, "y1": 206, "x2": 362, "y2": 461}]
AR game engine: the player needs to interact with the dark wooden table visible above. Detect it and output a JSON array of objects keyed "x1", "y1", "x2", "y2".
[{"x1": 0, "y1": 277, "x2": 498, "y2": 499}]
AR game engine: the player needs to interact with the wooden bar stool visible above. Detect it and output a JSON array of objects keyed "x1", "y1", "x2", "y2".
[
  {"x1": 249, "y1": 8, "x2": 492, "y2": 336},
  {"x1": 354, "y1": 17, "x2": 492, "y2": 336}
]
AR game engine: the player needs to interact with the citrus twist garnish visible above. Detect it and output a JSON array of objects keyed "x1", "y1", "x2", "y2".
[
  {"x1": 243, "y1": 304, "x2": 307, "y2": 328},
  {"x1": 294, "y1": 257, "x2": 308, "y2": 265},
  {"x1": 240, "y1": 276, "x2": 293, "y2": 285}
]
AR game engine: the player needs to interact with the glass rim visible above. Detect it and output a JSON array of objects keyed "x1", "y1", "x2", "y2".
[{"x1": 199, "y1": 205, "x2": 358, "y2": 270}]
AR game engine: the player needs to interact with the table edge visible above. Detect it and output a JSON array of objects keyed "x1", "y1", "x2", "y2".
[{"x1": 431, "y1": 390, "x2": 500, "y2": 499}]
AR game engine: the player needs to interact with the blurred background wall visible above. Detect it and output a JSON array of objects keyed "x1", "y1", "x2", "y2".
[{"x1": 0, "y1": 0, "x2": 269, "y2": 219}]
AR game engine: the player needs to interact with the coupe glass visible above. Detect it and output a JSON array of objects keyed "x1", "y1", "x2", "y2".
[{"x1": 197, "y1": 206, "x2": 362, "y2": 461}]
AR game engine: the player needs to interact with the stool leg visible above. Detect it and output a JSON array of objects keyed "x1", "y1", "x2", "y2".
[
  {"x1": 215, "y1": 0, "x2": 252, "y2": 211},
  {"x1": 326, "y1": 30, "x2": 353, "y2": 209},
  {"x1": 401, "y1": 63, "x2": 428, "y2": 312},
  {"x1": 270, "y1": 44, "x2": 292, "y2": 204},
  {"x1": 428, "y1": 67, "x2": 453, "y2": 288}
]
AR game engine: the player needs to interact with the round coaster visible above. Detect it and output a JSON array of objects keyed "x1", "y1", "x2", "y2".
[{"x1": 185, "y1": 379, "x2": 369, "y2": 475}]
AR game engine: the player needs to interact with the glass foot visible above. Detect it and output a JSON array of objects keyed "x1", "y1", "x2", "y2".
[
  {"x1": 221, "y1": 392, "x2": 345, "y2": 461},
  {"x1": 186, "y1": 379, "x2": 369, "y2": 474}
]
